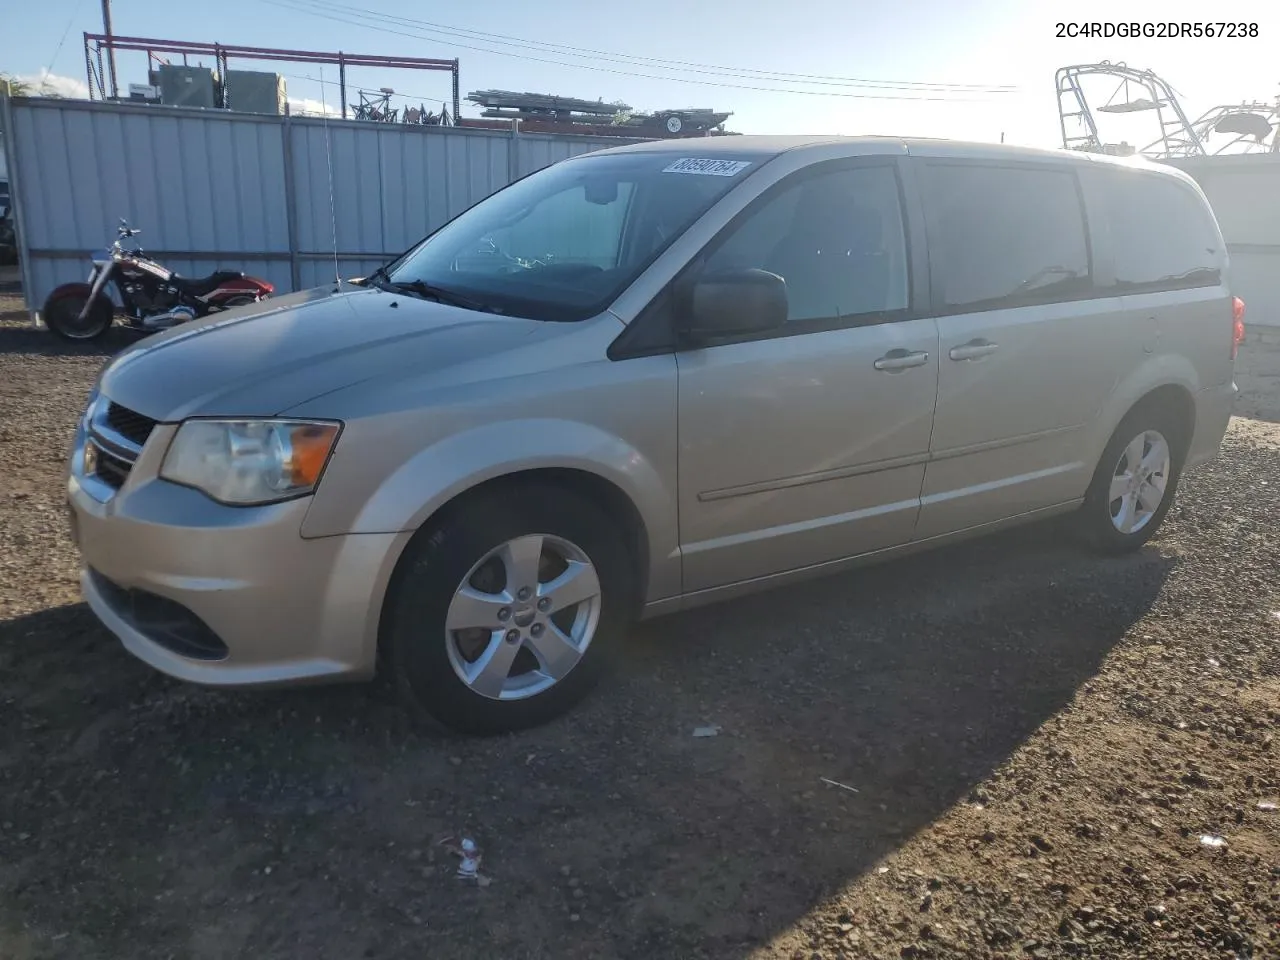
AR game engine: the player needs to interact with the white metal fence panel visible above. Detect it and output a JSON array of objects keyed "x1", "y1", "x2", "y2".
[
  {"x1": 288, "y1": 120, "x2": 514, "y2": 261},
  {"x1": 1165, "y1": 154, "x2": 1280, "y2": 329},
  {"x1": 514, "y1": 133, "x2": 642, "y2": 179},
  {"x1": 4, "y1": 99, "x2": 295, "y2": 312},
  {"x1": 1, "y1": 96, "x2": 649, "y2": 320}
]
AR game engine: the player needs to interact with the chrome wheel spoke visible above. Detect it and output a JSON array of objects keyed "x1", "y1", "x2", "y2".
[
  {"x1": 1140, "y1": 436, "x2": 1169, "y2": 475},
  {"x1": 526, "y1": 621, "x2": 582, "y2": 681},
  {"x1": 1137, "y1": 482, "x2": 1163, "y2": 514},
  {"x1": 465, "y1": 631, "x2": 523, "y2": 699},
  {"x1": 1108, "y1": 472, "x2": 1131, "y2": 503},
  {"x1": 446, "y1": 586, "x2": 510, "y2": 632},
  {"x1": 1124, "y1": 434, "x2": 1146, "y2": 472},
  {"x1": 1114, "y1": 492, "x2": 1138, "y2": 533},
  {"x1": 498, "y1": 535, "x2": 544, "y2": 596},
  {"x1": 1146, "y1": 469, "x2": 1167, "y2": 496},
  {"x1": 538, "y1": 560, "x2": 600, "y2": 614}
]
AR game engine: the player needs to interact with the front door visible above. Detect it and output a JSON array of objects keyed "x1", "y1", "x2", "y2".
[{"x1": 675, "y1": 161, "x2": 939, "y2": 593}]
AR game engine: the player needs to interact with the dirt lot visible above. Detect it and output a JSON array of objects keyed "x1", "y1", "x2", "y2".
[{"x1": 1, "y1": 291, "x2": 1277, "y2": 960}]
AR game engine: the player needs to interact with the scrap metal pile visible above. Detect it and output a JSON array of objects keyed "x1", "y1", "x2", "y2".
[{"x1": 461, "y1": 89, "x2": 734, "y2": 138}]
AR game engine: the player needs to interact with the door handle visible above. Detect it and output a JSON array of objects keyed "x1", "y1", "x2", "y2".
[
  {"x1": 873, "y1": 349, "x2": 930, "y2": 372},
  {"x1": 948, "y1": 339, "x2": 1000, "y2": 362}
]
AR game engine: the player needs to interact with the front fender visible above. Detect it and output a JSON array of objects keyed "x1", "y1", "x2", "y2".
[
  {"x1": 42, "y1": 281, "x2": 104, "y2": 310},
  {"x1": 300, "y1": 418, "x2": 680, "y2": 602}
]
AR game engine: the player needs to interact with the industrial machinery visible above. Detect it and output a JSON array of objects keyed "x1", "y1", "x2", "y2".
[
  {"x1": 350, "y1": 88, "x2": 398, "y2": 123},
  {"x1": 84, "y1": 33, "x2": 461, "y2": 121},
  {"x1": 224, "y1": 69, "x2": 287, "y2": 116}
]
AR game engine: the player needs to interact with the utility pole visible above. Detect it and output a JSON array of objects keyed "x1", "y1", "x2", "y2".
[{"x1": 100, "y1": 0, "x2": 119, "y2": 100}]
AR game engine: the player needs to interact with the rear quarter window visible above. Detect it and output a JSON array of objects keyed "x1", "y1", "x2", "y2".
[{"x1": 1101, "y1": 170, "x2": 1222, "y2": 292}]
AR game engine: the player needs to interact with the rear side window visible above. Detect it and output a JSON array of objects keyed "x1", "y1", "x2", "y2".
[
  {"x1": 923, "y1": 164, "x2": 1090, "y2": 312},
  {"x1": 1102, "y1": 171, "x2": 1221, "y2": 292}
]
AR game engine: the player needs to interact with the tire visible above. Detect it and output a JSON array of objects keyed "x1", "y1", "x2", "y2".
[
  {"x1": 1080, "y1": 405, "x2": 1186, "y2": 555},
  {"x1": 382, "y1": 483, "x2": 636, "y2": 736},
  {"x1": 42, "y1": 288, "x2": 114, "y2": 341}
]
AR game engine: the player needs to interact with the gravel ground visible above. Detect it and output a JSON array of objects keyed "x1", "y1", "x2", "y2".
[{"x1": 1, "y1": 293, "x2": 1278, "y2": 960}]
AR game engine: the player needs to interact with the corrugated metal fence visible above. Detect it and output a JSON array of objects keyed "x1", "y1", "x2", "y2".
[
  {"x1": 1164, "y1": 154, "x2": 1280, "y2": 330},
  {"x1": 6, "y1": 97, "x2": 1276, "y2": 330},
  {"x1": 0, "y1": 96, "x2": 648, "y2": 318}
]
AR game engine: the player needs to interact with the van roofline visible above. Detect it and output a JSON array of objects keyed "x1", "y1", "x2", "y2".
[{"x1": 584, "y1": 134, "x2": 1196, "y2": 179}]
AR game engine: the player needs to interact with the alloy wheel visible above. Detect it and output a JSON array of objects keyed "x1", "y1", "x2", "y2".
[
  {"x1": 444, "y1": 534, "x2": 602, "y2": 701},
  {"x1": 1107, "y1": 429, "x2": 1171, "y2": 535}
]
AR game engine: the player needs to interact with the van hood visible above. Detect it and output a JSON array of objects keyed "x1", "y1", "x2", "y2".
[{"x1": 98, "y1": 283, "x2": 549, "y2": 421}]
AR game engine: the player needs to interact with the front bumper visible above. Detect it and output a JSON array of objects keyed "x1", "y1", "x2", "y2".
[{"x1": 67, "y1": 408, "x2": 408, "y2": 688}]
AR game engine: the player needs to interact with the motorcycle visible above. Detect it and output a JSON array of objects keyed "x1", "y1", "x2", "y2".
[{"x1": 41, "y1": 219, "x2": 275, "y2": 340}]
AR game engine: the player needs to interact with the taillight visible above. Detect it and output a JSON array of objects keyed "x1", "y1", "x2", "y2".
[{"x1": 1231, "y1": 296, "x2": 1246, "y2": 360}]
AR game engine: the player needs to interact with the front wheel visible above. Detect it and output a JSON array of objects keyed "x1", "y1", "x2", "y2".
[
  {"x1": 381, "y1": 484, "x2": 636, "y2": 735},
  {"x1": 1080, "y1": 407, "x2": 1184, "y2": 554},
  {"x1": 42, "y1": 288, "x2": 114, "y2": 341}
]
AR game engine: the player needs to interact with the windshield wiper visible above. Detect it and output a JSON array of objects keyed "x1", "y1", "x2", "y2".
[{"x1": 389, "y1": 278, "x2": 493, "y2": 313}]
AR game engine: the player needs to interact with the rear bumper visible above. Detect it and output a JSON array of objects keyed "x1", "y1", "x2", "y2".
[{"x1": 1186, "y1": 380, "x2": 1237, "y2": 469}]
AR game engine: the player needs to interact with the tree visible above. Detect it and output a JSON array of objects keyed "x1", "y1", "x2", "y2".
[
  {"x1": 0, "y1": 73, "x2": 34, "y2": 97},
  {"x1": 0, "y1": 73, "x2": 66, "y2": 98}
]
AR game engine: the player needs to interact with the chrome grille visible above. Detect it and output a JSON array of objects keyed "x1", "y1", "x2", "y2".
[
  {"x1": 104, "y1": 403, "x2": 157, "y2": 448},
  {"x1": 86, "y1": 400, "x2": 155, "y2": 492},
  {"x1": 92, "y1": 446, "x2": 134, "y2": 488}
]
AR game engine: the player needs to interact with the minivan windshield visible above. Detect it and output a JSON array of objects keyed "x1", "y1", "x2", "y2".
[{"x1": 382, "y1": 152, "x2": 759, "y2": 321}]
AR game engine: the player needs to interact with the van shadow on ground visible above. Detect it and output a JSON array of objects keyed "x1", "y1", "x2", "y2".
[{"x1": 0, "y1": 520, "x2": 1174, "y2": 959}]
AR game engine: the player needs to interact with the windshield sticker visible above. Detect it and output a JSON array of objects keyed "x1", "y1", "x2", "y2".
[{"x1": 662, "y1": 158, "x2": 752, "y2": 177}]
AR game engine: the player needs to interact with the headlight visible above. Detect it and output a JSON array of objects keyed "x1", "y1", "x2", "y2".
[{"x1": 160, "y1": 419, "x2": 341, "y2": 506}]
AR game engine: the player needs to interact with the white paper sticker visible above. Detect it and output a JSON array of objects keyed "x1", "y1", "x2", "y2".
[{"x1": 662, "y1": 158, "x2": 752, "y2": 177}]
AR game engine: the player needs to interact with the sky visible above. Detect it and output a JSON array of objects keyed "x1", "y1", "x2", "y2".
[{"x1": 1, "y1": 0, "x2": 1276, "y2": 150}]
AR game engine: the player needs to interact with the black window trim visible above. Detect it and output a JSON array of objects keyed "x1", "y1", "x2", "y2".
[
  {"x1": 915, "y1": 157, "x2": 1102, "y2": 318},
  {"x1": 608, "y1": 155, "x2": 918, "y2": 360}
]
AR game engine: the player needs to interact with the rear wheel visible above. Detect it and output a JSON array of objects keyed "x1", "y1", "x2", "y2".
[
  {"x1": 42, "y1": 290, "x2": 114, "y2": 341},
  {"x1": 1080, "y1": 407, "x2": 1184, "y2": 554},
  {"x1": 382, "y1": 484, "x2": 636, "y2": 735}
]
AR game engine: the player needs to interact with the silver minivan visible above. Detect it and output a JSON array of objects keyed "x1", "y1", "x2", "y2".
[{"x1": 67, "y1": 136, "x2": 1243, "y2": 734}]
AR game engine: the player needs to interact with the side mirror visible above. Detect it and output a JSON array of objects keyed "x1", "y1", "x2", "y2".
[{"x1": 681, "y1": 268, "x2": 787, "y2": 343}]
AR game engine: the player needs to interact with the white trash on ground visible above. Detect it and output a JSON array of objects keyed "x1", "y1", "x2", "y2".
[
  {"x1": 820, "y1": 777, "x2": 860, "y2": 793},
  {"x1": 439, "y1": 835, "x2": 490, "y2": 885}
]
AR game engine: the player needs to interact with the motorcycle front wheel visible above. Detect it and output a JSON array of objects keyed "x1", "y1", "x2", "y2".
[{"x1": 42, "y1": 290, "x2": 115, "y2": 341}]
